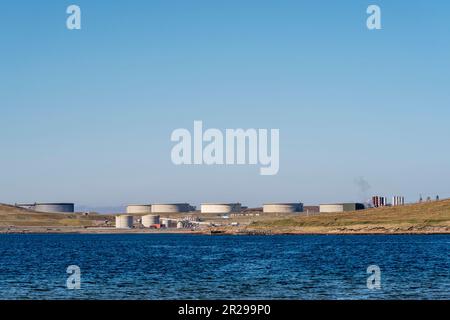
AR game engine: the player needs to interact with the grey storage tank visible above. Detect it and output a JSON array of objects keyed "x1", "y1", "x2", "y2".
[
  {"x1": 200, "y1": 203, "x2": 242, "y2": 214},
  {"x1": 263, "y1": 203, "x2": 303, "y2": 213},
  {"x1": 33, "y1": 203, "x2": 75, "y2": 213},
  {"x1": 126, "y1": 204, "x2": 152, "y2": 214},
  {"x1": 151, "y1": 203, "x2": 191, "y2": 213},
  {"x1": 319, "y1": 203, "x2": 365, "y2": 213}
]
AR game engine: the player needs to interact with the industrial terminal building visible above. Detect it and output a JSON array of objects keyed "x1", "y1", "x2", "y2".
[
  {"x1": 304, "y1": 206, "x2": 320, "y2": 214},
  {"x1": 319, "y1": 203, "x2": 365, "y2": 213},
  {"x1": 263, "y1": 203, "x2": 303, "y2": 213}
]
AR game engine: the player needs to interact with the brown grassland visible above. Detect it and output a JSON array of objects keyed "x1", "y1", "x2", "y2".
[{"x1": 239, "y1": 199, "x2": 450, "y2": 234}]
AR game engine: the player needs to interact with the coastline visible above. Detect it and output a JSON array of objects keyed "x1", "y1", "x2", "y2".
[
  {"x1": 1, "y1": 225, "x2": 448, "y2": 235},
  {"x1": 1, "y1": 199, "x2": 449, "y2": 236}
]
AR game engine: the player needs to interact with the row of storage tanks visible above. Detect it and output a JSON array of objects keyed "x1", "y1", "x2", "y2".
[
  {"x1": 125, "y1": 202, "x2": 369, "y2": 215},
  {"x1": 125, "y1": 203, "x2": 306, "y2": 214},
  {"x1": 116, "y1": 202, "x2": 307, "y2": 229},
  {"x1": 128, "y1": 202, "x2": 369, "y2": 214},
  {"x1": 16, "y1": 202, "x2": 363, "y2": 215},
  {"x1": 126, "y1": 203, "x2": 244, "y2": 214},
  {"x1": 126, "y1": 203, "x2": 192, "y2": 214},
  {"x1": 115, "y1": 214, "x2": 181, "y2": 229},
  {"x1": 15, "y1": 202, "x2": 368, "y2": 216}
]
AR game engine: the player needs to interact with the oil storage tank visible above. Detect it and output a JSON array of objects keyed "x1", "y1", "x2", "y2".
[
  {"x1": 263, "y1": 203, "x2": 303, "y2": 213},
  {"x1": 200, "y1": 203, "x2": 242, "y2": 214},
  {"x1": 151, "y1": 203, "x2": 191, "y2": 213},
  {"x1": 126, "y1": 204, "x2": 152, "y2": 214},
  {"x1": 142, "y1": 214, "x2": 160, "y2": 227},
  {"x1": 115, "y1": 215, "x2": 134, "y2": 229},
  {"x1": 319, "y1": 203, "x2": 365, "y2": 213},
  {"x1": 33, "y1": 203, "x2": 75, "y2": 213}
]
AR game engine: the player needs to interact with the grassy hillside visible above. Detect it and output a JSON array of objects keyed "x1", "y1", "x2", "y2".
[
  {"x1": 243, "y1": 199, "x2": 450, "y2": 234},
  {"x1": 0, "y1": 203, "x2": 112, "y2": 227}
]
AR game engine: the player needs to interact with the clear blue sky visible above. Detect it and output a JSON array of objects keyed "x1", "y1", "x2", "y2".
[{"x1": 1, "y1": 1, "x2": 449, "y2": 211}]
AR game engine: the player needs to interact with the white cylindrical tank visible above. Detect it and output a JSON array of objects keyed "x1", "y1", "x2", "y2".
[
  {"x1": 142, "y1": 214, "x2": 160, "y2": 227},
  {"x1": 263, "y1": 203, "x2": 303, "y2": 213},
  {"x1": 115, "y1": 215, "x2": 134, "y2": 229},
  {"x1": 33, "y1": 203, "x2": 75, "y2": 213},
  {"x1": 126, "y1": 204, "x2": 152, "y2": 214},
  {"x1": 319, "y1": 203, "x2": 363, "y2": 213},
  {"x1": 200, "y1": 203, "x2": 242, "y2": 214},
  {"x1": 319, "y1": 204, "x2": 345, "y2": 213},
  {"x1": 151, "y1": 203, "x2": 191, "y2": 213}
]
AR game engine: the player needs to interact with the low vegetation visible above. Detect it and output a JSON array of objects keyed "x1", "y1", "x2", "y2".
[
  {"x1": 0, "y1": 203, "x2": 112, "y2": 227},
  {"x1": 245, "y1": 199, "x2": 450, "y2": 234}
]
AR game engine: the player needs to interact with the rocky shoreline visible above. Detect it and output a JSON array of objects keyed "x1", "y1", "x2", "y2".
[{"x1": 1, "y1": 225, "x2": 449, "y2": 235}]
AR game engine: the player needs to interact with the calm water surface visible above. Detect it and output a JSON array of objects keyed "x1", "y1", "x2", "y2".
[{"x1": 0, "y1": 234, "x2": 448, "y2": 299}]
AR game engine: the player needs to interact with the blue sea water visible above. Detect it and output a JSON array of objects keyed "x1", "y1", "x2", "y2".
[{"x1": 0, "y1": 234, "x2": 448, "y2": 300}]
